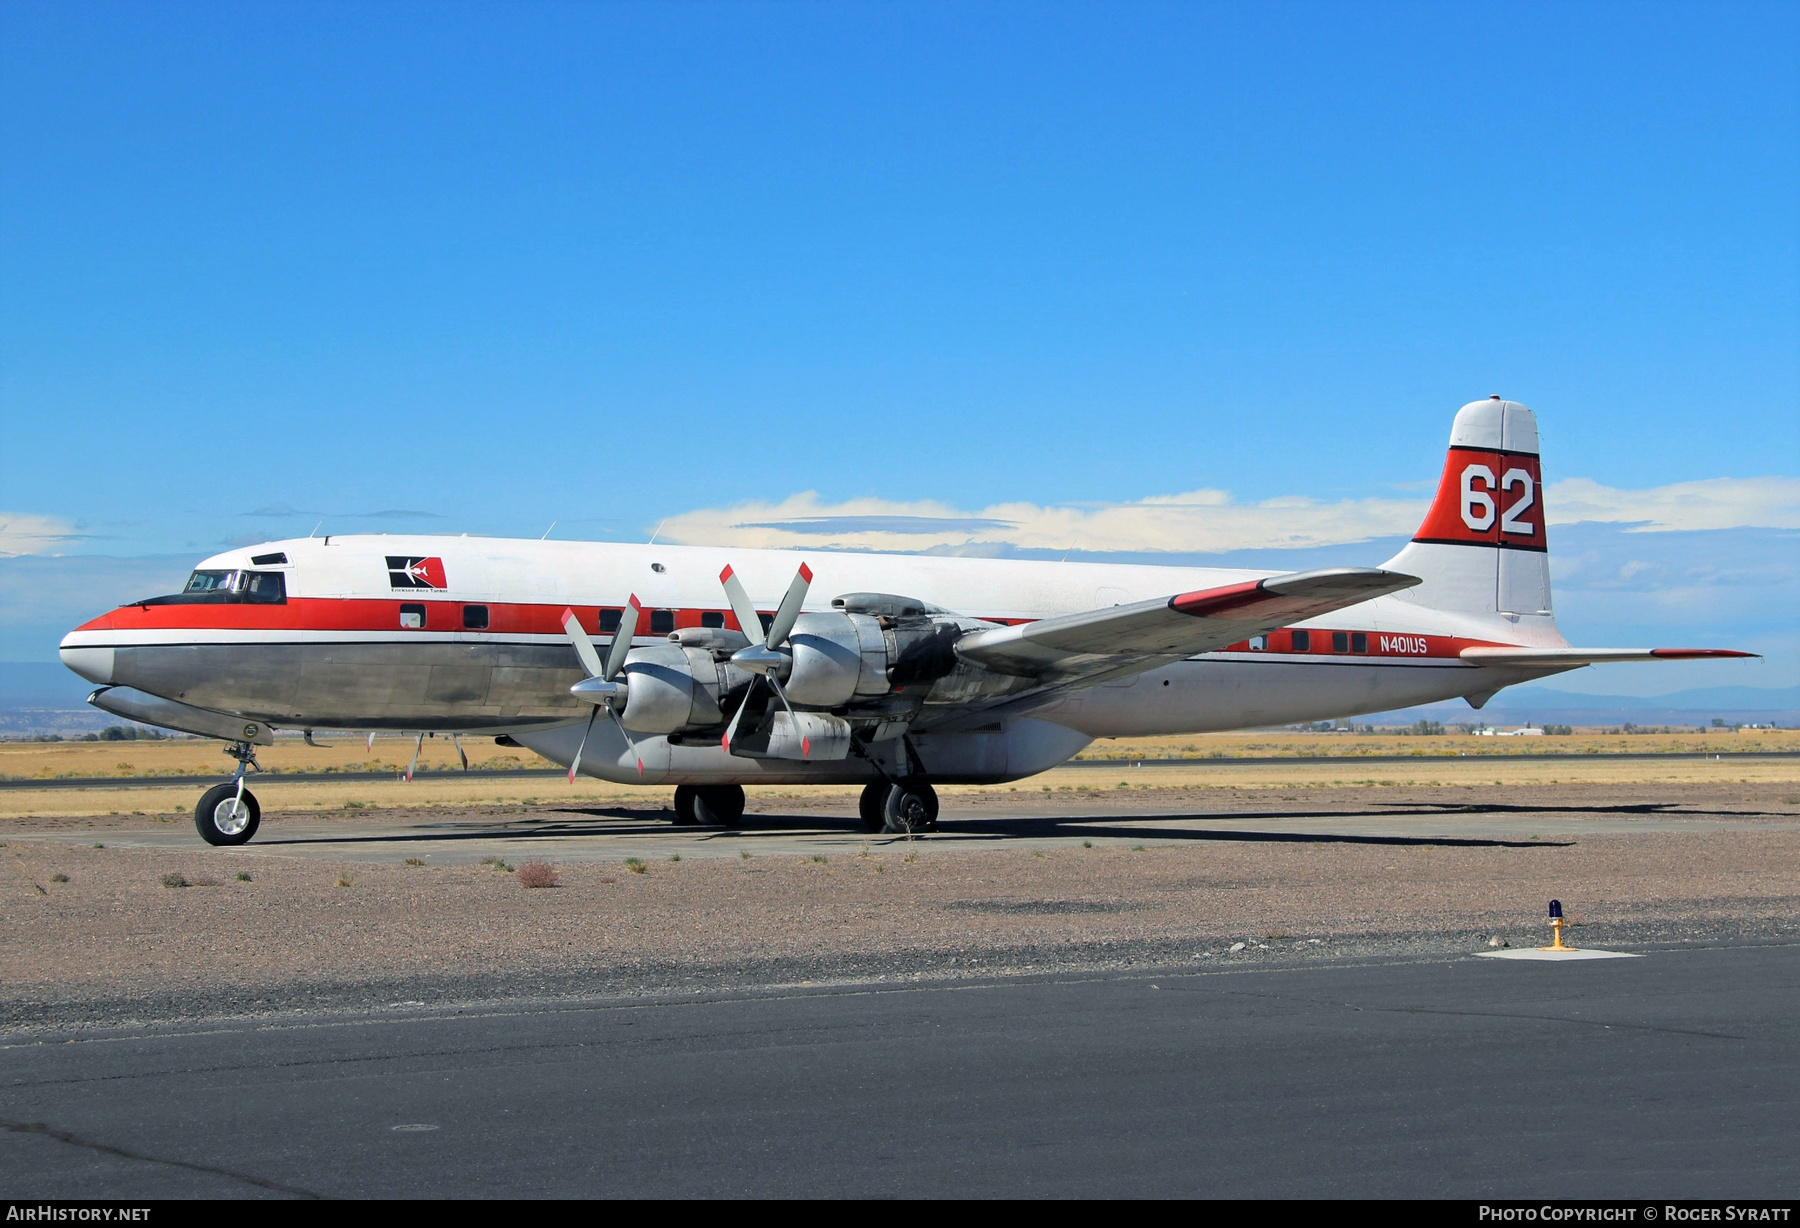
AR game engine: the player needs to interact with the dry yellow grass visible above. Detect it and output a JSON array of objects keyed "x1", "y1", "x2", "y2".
[
  {"x1": 0, "y1": 733, "x2": 529, "y2": 780},
  {"x1": 1077, "y1": 727, "x2": 1800, "y2": 761}
]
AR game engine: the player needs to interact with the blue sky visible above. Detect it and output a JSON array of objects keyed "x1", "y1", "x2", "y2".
[{"x1": 2, "y1": 1, "x2": 1795, "y2": 693}]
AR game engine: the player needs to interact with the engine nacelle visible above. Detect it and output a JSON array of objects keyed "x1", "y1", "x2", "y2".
[
  {"x1": 621, "y1": 644, "x2": 724, "y2": 734},
  {"x1": 784, "y1": 612, "x2": 892, "y2": 708}
]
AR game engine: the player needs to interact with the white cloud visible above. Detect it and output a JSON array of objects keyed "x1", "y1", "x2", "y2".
[
  {"x1": 657, "y1": 490, "x2": 1428, "y2": 554},
  {"x1": 659, "y1": 475, "x2": 1800, "y2": 554},
  {"x1": 1546, "y1": 477, "x2": 1800, "y2": 532},
  {"x1": 0, "y1": 513, "x2": 78, "y2": 558}
]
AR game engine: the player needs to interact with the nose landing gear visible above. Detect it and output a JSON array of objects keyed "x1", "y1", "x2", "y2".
[{"x1": 195, "y1": 740, "x2": 262, "y2": 846}]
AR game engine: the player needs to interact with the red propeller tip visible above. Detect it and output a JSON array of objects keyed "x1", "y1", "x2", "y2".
[
  {"x1": 719, "y1": 565, "x2": 734, "y2": 583},
  {"x1": 801, "y1": 736, "x2": 811, "y2": 757},
  {"x1": 627, "y1": 594, "x2": 642, "y2": 610},
  {"x1": 798, "y1": 563, "x2": 813, "y2": 582}
]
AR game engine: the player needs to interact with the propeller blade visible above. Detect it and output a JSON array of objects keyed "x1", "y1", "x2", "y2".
[
  {"x1": 405, "y1": 731, "x2": 423, "y2": 783},
  {"x1": 601, "y1": 595, "x2": 642, "y2": 682},
  {"x1": 604, "y1": 705, "x2": 645, "y2": 777},
  {"x1": 366, "y1": 731, "x2": 375, "y2": 753},
  {"x1": 719, "y1": 566, "x2": 763, "y2": 643},
  {"x1": 568, "y1": 708, "x2": 598, "y2": 783},
  {"x1": 561, "y1": 608, "x2": 604, "y2": 679},
  {"x1": 720, "y1": 675, "x2": 760, "y2": 754},
  {"x1": 762, "y1": 675, "x2": 819, "y2": 757},
  {"x1": 764, "y1": 562, "x2": 813, "y2": 649},
  {"x1": 453, "y1": 734, "x2": 468, "y2": 771}
]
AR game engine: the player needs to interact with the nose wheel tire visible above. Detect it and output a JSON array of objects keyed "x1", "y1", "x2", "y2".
[
  {"x1": 881, "y1": 782, "x2": 938, "y2": 834},
  {"x1": 673, "y1": 784, "x2": 746, "y2": 827},
  {"x1": 195, "y1": 783, "x2": 261, "y2": 846},
  {"x1": 857, "y1": 782, "x2": 886, "y2": 832}
]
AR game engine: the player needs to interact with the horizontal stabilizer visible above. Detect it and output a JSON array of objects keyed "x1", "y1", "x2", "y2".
[{"x1": 1459, "y1": 647, "x2": 1758, "y2": 667}]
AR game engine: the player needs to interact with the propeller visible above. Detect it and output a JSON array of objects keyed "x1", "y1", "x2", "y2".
[
  {"x1": 562, "y1": 597, "x2": 644, "y2": 781},
  {"x1": 718, "y1": 562, "x2": 813, "y2": 754}
]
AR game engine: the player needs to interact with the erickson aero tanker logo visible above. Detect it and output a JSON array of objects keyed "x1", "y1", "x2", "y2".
[{"x1": 387, "y1": 556, "x2": 447, "y2": 589}]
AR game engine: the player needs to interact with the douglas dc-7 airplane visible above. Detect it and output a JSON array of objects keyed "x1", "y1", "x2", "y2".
[{"x1": 61, "y1": 398, "x2": 1752, "y2": 844}]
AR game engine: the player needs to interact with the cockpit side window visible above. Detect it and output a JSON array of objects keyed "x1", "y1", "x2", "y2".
[{"x1": 238, "y1": 570, "x2": 286, "y2": 603}]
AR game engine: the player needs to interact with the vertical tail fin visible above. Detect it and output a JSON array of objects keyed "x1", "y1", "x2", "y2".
[{"x1": 1380, "y1": 397, "x2": 1555, "y2": 621}]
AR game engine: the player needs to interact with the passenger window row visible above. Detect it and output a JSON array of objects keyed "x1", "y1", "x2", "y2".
[{"x1": 394, "y1": 603, "x2": 706, "y2": 633}]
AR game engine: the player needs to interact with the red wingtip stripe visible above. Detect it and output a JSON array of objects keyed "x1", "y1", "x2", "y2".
[
  {"x1": 1649, "y1": 648, "x2": 1758, "y2": 660},
  {"x1": 798, "y1": 563, "x2": 813, "y2": 583}
]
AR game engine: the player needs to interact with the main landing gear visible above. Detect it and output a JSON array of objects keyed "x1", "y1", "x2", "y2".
[
  {"x1": 195, "y1": 740, "x2": 262, "y2": 846},
  {"x1": 858, "y1": 781, "x2": 939, "y2": 834},
  {"x1": 672, "y1": 784, "x2": 747, "y2": 827}
]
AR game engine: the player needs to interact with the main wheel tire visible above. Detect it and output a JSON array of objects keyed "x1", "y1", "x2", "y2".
[
  {"x1": 694, "y1": 785, "x2": 745, "y2": 827},
  {"x1": 881, "y1": 782, "x2": 939, "y2": 834},
  {"x1": 857, "y1": 782, "x2": 887, "y2": 833},
  {"x1": 671, "y1": 785, "x2": 701, "y2": 826},
  {"x1": 195, "y1": 783, "x2": 260, "y2": 846}
]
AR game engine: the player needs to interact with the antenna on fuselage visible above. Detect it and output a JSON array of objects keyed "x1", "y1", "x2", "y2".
[
  {"x1": 309, "y1": 520, "x2": 323, "y2": 538},
  {"x1": 648, "y1": 519, "x2": 665, "y2": 545},
  {"x1": 541, "y1": 521, "x2": 557, "y2": 540}
]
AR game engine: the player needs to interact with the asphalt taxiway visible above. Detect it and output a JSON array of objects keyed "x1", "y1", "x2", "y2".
[{"x1": 2, "y1": 942, "x2": 1794, "y2": 1198}]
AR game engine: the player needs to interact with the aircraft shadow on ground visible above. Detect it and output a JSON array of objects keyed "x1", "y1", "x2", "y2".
[{"x1": 256, "y1": 806, "x2": 1576, "y2": 850}]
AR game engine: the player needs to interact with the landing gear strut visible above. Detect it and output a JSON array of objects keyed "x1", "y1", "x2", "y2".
[
  {"x1": 672, "y1": 784, "x2": 746, "y2": 827},
  {"x1": 854, "y1": 736, "x2": 938, "y2": 834},
  {"x1": 195, "y1": 741, "x2": 262, "y2": 846}
]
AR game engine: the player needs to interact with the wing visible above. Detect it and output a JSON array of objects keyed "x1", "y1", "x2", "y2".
[{"x1": 956, "y1": 567, "x2": 1420, "y2": 680}]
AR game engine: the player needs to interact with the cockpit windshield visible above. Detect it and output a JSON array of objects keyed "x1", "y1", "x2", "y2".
[
  {"x1": 153, "y1": 569, "x2": 287, "y2": 605},
  {"x1": 184, "y1": 570, "x2": 236, "y2": 593}
]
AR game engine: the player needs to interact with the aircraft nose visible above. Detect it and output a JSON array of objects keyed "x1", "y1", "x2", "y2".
[{"x1": 59, "y1": 638, "x2": 115, "y2": 686}]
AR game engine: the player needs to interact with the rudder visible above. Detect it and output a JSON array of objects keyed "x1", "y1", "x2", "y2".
[{"x1": 1381, "y1": 397, "x2": 1554, "y2": 619}]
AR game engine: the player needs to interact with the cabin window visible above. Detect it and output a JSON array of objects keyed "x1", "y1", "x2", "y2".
[
  {"x1": 650, "y1": 609, "x2": 675, "y2": 636},
  {"x1": 462, "y1": 605, "x2": 489, "y2": 630},
  {"x1": 399, "y1": 603, "x2": 426, "y2": 630},
  {"x1": 250, "y1": 552, "x2": 288, "y2": 566},
  {"x1": 701, "y1": 611, "x2": 725, "y2": 629},
  {"x1": 1248, "y1": 635, "x2": 1266, "y2": 651},
  {"x1": 1351, "y1": 632, "x2": 1368, "y2": 654},
  {"x1": 599, "y1": 609, "x2": 621, "y2": 634},
  {"x1": 1291, "y1": 630, "x2": 1310, "y2": 653},
  {"x1": 1332, "y1": 631, "x2": 1349, "y2": 653}
]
